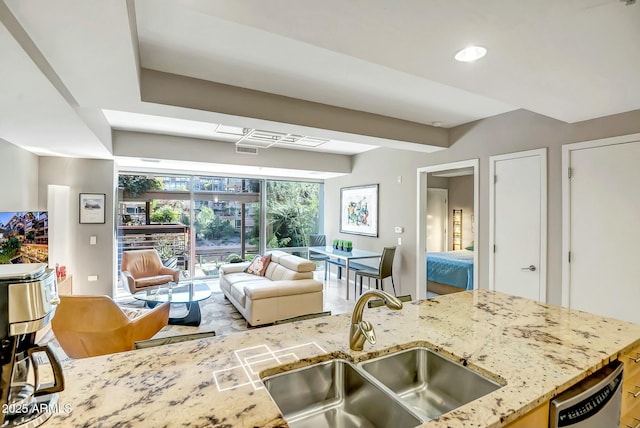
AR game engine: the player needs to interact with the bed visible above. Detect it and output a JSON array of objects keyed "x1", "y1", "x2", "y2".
[{"x1": 427, "y1": 250, "x2": 474, "y2": 293}]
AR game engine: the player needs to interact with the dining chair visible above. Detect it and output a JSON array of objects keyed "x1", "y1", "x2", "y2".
[
  {"x1": 308, "y1": 234, "x2": 331, "y2": 280},
  {"x1": 354, "y1": 246, "x2": 397, "y2": 296}
]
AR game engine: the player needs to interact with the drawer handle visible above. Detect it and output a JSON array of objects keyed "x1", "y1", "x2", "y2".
[
  {"x1": 630, "y1": 386, "x2": 640, "y2": 398},
  {"x1": 631, "y1": 353, "x2": 640, "y2": 364}
]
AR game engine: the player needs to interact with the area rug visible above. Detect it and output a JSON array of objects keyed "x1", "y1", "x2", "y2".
[{"x1": 118, "y1": 291, "x2": 251, "y2": 339}]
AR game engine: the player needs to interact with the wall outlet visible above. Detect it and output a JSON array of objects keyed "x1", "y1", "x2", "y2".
[
  {"x1": 397, "y1": 237, "x2": 402, "y2": 246},
  {"x1": 394, "y1": 226, "x2": 404, "y2": 233},
  {"x1": 90, "y1": 236, "x2": 97, "y2": 245},
  {"x1": 88, "y1": 275, "x2": 98, "y2": 281}
]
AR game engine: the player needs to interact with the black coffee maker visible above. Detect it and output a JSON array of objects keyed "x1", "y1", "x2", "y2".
[{"x1": 0, "y1": 264, "x2": 65, "y2": 428}]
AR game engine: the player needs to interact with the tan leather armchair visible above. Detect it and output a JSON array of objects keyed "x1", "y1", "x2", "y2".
[
  {"x1": 120, "y1": 249, "x2": 180, "y2": 294},
  {"x1": 51, "y1": 295, "x2": 170, "y2": 359}
]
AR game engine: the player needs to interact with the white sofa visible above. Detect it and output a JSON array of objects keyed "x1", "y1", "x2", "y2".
[{"x1": 219, "y1": 250, "x2": 324, "y2": 326}]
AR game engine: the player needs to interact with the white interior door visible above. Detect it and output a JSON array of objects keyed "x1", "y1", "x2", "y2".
[
  {"x1": 426, "y1": 188, "x2": 448, "y2": 252},
  {"x1": 565, "y1": 139, "x2": 640, "y2": 323},
  {"x1": 490, "y1": 149, "x2": 547, "y2": 301}
]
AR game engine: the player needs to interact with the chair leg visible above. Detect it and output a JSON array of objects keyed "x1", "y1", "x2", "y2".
[
  {"x1": 324, "y1": 260, "x2": 328, "y2": 280},
  {"x1": 337, "y1": 266, "x2": 342, "y2": 279},
  {"x1": 391, "y1": 276, "x2": 397, "y2": 296},
  {"x1": 359, "y1": 275, "x2": 363, "y2": 295}
]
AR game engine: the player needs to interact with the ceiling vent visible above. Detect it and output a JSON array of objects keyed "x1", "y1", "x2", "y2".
[{"x1": 235, "y1": 145, "x2": 258, "y2": 155}]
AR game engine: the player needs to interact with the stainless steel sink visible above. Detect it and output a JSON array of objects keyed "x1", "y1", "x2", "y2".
[
  {"x1": 359, "y1": 347, "x2": 502, "y2": 421},
  {"x1": 262, "y1": 359, "x2": 422, "y2": 428}
]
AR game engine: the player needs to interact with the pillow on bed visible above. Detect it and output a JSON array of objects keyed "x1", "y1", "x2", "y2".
[{"x1": 465, "y1": 241, "x2": 474, "y2": 251}]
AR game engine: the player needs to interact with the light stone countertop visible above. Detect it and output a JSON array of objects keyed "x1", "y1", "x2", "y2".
[{"x1": 45, "y1": 290, "x2": 640, "y2": 427}]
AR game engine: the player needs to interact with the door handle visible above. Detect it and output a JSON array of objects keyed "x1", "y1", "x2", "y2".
[{"x1": 521, "y1": 265, "x2": 536, "y2": 271}]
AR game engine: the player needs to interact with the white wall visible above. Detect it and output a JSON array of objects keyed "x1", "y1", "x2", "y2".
[
  {"x1": 38, "y1": 157, "x2": 115, "y2": 296},
  {"x1": 325, "y1": 108, "x2": 640, "y2": 304},
  {"x1": 0, "y1": 139, "x2": 38, "y2": 210}
]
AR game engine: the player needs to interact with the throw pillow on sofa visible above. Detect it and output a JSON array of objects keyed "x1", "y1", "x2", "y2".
[{"x1": 244, "y1": 254, "x2": 272, "y2": 276}]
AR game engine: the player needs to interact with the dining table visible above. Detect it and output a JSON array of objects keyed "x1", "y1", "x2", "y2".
[{"x1": 307, "y1": 245, "x2": 382, "y2": 299}]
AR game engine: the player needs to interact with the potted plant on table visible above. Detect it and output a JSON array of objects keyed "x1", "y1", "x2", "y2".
[{"x1": 333, "y1": 239, "x2": 339, "y2": 250}]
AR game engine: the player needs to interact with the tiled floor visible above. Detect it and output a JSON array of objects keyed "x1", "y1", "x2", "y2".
[{"x1": 318, "y1": 270, "x2": 358, "y2": 315}]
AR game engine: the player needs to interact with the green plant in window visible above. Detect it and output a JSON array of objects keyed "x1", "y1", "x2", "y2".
[
  {"x1": 150, "y1": 205, "x2": 179, "y2": 224},
  {"x1": 155, "y1": 241, "x2": 174, "y2": 261},
  {"x1": 118, "y1": 175, "x2": 163, "y2": 197},
  {"x1": 225, "y1": 254, "x2": 244, "y2": 263}
]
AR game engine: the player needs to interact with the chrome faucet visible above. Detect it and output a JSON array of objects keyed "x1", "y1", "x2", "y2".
[{"x1": 350, "y1": 290, "x2": 403, "y2": 351}]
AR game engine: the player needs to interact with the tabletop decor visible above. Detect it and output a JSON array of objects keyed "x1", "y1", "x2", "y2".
[
  {"x1": 340, "y1": 184, "x2": 378, "y2": 237},
  {"x1": 333, "y1": 240, "x2": 352, "y2": 251}
]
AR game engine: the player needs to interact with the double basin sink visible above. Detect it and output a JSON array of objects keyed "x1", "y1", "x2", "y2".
[{"x1": 262, "y1": 347, "x2": 503, "y2": 428}]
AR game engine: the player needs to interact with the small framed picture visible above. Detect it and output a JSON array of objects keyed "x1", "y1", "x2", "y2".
[{"x1": 79, "y1": 193, "x2": 106, "y2": 224}]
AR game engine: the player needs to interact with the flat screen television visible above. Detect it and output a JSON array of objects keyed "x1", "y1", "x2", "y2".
[{"x1": 0, "y1": 211, "x2": 48, "y2": 264}]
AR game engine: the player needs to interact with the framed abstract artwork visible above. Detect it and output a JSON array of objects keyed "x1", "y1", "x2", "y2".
[{"x1": 340, "y1": 184, "x2": 378, "y2": 237}]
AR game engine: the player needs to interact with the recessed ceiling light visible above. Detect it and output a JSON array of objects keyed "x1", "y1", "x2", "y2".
[{"x1": 455, "y1": 46, "x2": 487, "y2": 62}]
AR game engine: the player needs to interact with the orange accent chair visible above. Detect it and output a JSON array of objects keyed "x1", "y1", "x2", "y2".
[
  {"x1": 51, "y1": 295, "x2": 170, "y2": 359},
  {"x1": 120, "y1": 249, "x2": 180, "y2": 294}
]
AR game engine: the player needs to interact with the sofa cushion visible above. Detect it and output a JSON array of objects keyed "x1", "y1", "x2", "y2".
[
  {"x1": 266, "y1": 263, "x2": 313, "y2": 281},
  {"x1": 243, "y1": 280, "x2": 323, "y2": 300},
  {"x1": 278, "y1": 254, "x2": 316, "y2": 273},
  {"x1": 267, "y1": 250, "x2": 290, "y2": 264},
  {"x1": 224, "y1": 272, "x2": 272, "y2": 307},
  {"x1": 244, "y1": 254, "x2": 271, "y2": 276},
  {"x1": 228, "y1": 281, "x2": 247, "y2": 307}
]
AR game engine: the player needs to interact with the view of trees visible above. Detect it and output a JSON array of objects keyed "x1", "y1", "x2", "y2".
[
  {"x1": 266, "y1": 181, "x2": 320, "y2": 248},
  {"x1": 118, "y1": 173, "x2": 321, "y2": 273},
  {"x1": 195, "y1": 206, "x2": 238, "y2": 243},
  {"x1": 118, "y1": 175, "x2": 163, "y2": 197},
  {"x1": 150, "y1": 205, "x2": 180, "y2": 224}
]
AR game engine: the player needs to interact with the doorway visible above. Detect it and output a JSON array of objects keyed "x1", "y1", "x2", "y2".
[
  {"x1": 416, "y1": 159, "x2": 479, "y2": 300},
  {"x1": 489, "y1": 148, "x2": 547, "y2": 302}
]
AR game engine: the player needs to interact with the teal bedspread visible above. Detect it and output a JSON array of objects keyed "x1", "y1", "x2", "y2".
[{"x1": 427, "y1": 250, "x2": 474, "y2": 290}]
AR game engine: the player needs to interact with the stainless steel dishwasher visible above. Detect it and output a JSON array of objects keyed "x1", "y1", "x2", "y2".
[{"x1": 550, "y1": 359, "x2": 623, "y2": 427}]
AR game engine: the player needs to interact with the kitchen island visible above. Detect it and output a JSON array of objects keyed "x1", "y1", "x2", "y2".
[{"x1": 46, "y1": 290, "x2": 640, "y2": 427}]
